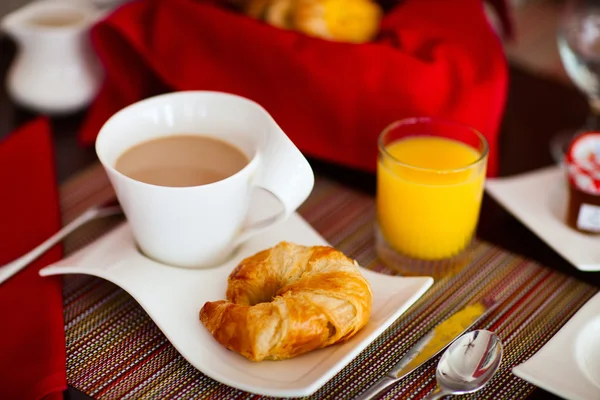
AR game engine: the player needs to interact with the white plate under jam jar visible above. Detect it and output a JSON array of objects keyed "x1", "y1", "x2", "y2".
[{"x1": 486, "y1": 166, "x2": 600, "y2": 271}]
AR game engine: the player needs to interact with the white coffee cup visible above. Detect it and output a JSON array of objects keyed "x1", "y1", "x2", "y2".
[{"x1": 95, "y1": 91, "x2": 314, "y2": 268}]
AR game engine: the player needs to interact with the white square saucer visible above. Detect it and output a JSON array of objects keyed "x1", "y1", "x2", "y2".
[{"x1": 39, "y1": 212, "x2": 433, "y2": 397}]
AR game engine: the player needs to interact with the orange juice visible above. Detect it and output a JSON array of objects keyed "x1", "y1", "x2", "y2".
[{"x1": 377, "y1": 136, "x2": 486, "y2": 260}]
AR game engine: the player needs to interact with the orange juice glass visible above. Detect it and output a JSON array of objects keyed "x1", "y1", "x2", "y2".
[{"x1": 376, "y1": 118, "x2": 488, "y2": 274}]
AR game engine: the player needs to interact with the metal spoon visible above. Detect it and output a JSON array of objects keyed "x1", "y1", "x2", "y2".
[
  {"x1": 424, "y1": 330, "x2": 503, "y2": 400},
  {"x1": 0, "y1": 202, "x2": 122, "y2": 285}
]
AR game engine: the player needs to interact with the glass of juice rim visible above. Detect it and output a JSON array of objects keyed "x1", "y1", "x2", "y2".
[
  {"x1": 375, "y1": 117, "x2": 489, "y2": 277},
  {"x1": 378, "y1": 117, "x2": 489, "y2": 174}
]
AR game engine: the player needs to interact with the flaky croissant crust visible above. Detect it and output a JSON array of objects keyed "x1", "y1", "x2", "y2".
[{"x1": 199, "y1": 242, "x2": 373, "y2": 361}]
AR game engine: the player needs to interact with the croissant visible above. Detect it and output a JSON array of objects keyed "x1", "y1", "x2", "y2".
[
  {"x1": 199, "y1": 242, "x2": 372, "y2": 361},
  {"x1": 265, "y1": 0, "x2": 294, "y2": 28},
  {"x1": 293, "y1": 0, "x2": 383, "y2": 44}
]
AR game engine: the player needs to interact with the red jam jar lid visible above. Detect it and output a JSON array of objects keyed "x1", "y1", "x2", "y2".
[{"x1": 566, "y1": 131, "x2": 600, "y2": 195}]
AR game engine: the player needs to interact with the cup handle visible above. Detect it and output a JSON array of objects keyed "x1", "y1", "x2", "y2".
[{"x1": 233, "y1": 122, "x2": 314, "y2": 246}]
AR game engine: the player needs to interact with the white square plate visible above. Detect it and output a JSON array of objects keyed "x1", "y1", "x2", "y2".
[
  {"x1": 486, "y1": 166, "x2": 600, "y2": 271},
  {"x1": 39, "y1": 213, "x2": 433, "y2": 397},
  {"x1": 512, "y1": 292, "x2": 600, "y2": 400}
]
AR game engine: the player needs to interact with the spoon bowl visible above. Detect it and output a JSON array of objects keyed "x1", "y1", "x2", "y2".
[{"x1": 425, "y1": 329, "x2": 503, "y2": 400}]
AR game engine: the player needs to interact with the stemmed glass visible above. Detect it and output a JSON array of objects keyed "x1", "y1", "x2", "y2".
[{"x1": 552, "y1": 0, "x2": 600, "y2": 163}]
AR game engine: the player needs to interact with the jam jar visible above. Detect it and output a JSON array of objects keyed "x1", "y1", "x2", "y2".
[{"x1": 565, "y1": 132, "x2": 600, "y2": 234}]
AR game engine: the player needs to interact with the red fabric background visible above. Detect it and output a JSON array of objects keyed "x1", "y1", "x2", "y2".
[
  {"x1": 0, "y1": 118, "x2": 66, "y2": 400},
  {"x1": 80, "y1": 0, "x2": 507, "y2": 176}
]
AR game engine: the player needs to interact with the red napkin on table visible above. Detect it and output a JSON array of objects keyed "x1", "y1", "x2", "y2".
[
  {"x1": 80, "y1": 0, "x2": 507, "y2": 176},
  {"x1": 0, "y1": 118, "x2": 66, "y2": 400}
]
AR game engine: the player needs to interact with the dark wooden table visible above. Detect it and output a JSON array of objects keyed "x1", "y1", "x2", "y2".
[{"x1": 1, "y1": 35, "x2": 597, "y2": 399}]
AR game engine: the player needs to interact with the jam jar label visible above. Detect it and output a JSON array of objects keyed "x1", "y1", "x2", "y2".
[{"x1": 577, "y1": 203, "x2": 600, "y2": 232}]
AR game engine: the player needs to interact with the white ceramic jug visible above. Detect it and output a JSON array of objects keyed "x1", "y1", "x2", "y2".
[{"x1": 0, "y1": 0, "x2": 105, "y2": 114}]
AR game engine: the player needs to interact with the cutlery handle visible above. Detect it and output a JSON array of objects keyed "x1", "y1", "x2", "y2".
[
  {"x1": 0, "y1": 206, "x2": 121, "y2": 284},
  {"x1": 355, "y1": 375, "x2": 397, "y2": 400},
  {"x1": 423, "y1": 386, "x2": 452, "y2": 400}
]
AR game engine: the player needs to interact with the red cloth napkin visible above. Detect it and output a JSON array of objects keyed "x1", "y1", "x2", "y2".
[
  {"x1": 0, "y1": 118, "x2": 66, "y2": 400},
  {"x1": 80, "y1": 0, "x2": 507, "y2": 176}
]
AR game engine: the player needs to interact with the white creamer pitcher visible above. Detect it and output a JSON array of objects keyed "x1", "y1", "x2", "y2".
[{"x1": 0, "y1": 0, "x2": 105, "y2": 114}]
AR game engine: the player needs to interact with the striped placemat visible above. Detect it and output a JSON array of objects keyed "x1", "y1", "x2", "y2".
[{"x1": 59, "y1": 163, "x2": 598, "y2": 399}]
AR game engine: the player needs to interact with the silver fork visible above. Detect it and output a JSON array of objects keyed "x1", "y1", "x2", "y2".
[{"x1": 0, "y1": 203, "x2": 122, "y2": 284}]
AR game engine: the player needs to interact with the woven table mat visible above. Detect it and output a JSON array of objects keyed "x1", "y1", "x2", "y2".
[{"x1": 59, "y1": 164, "x2": 598, "y2": 399}]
